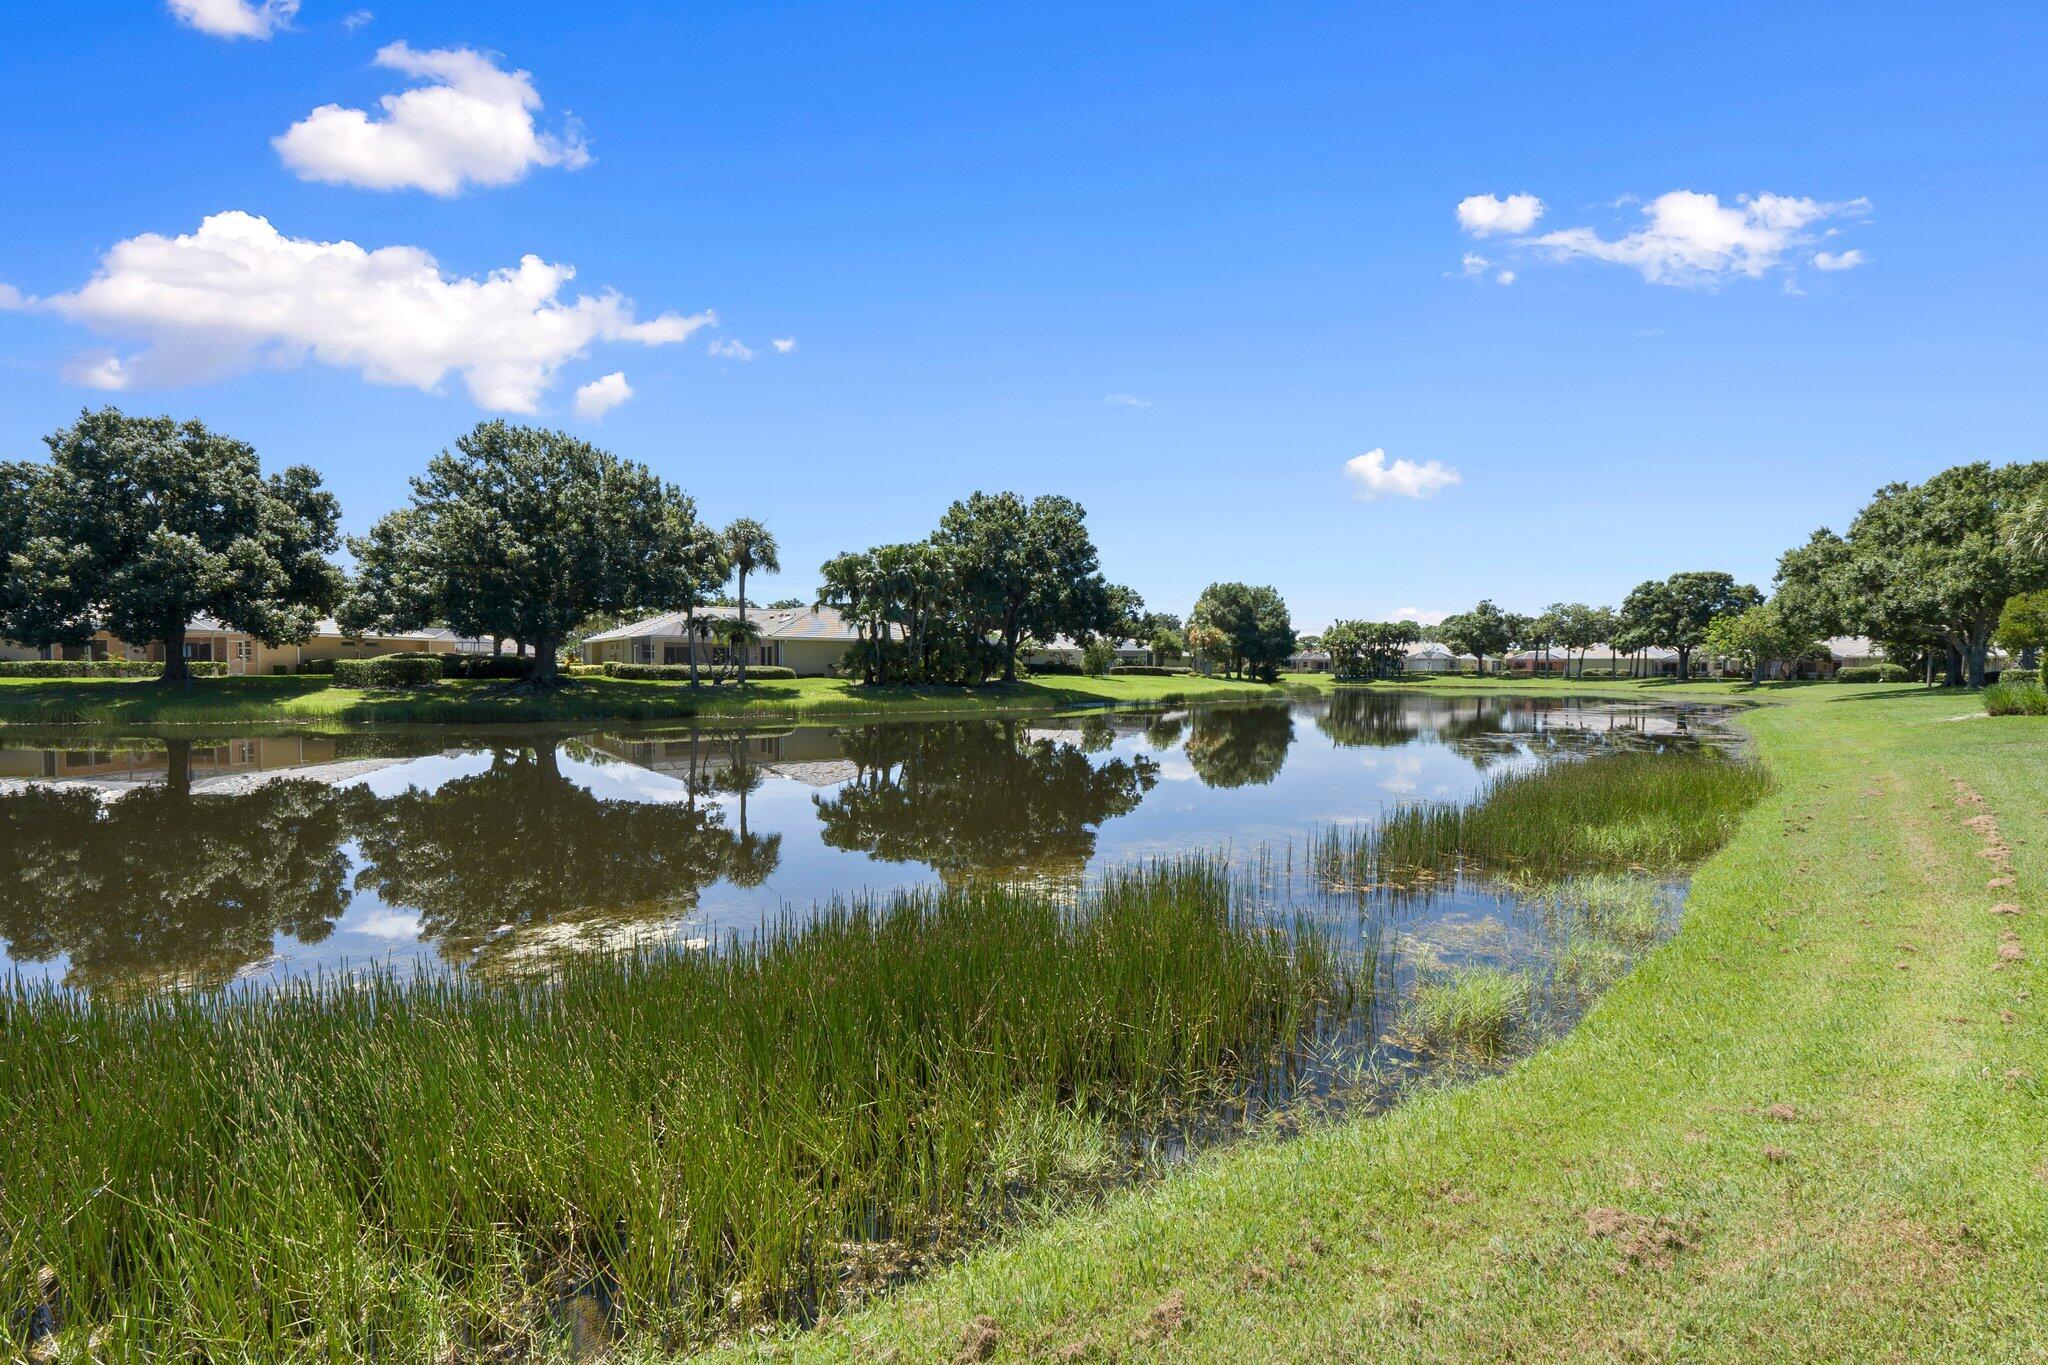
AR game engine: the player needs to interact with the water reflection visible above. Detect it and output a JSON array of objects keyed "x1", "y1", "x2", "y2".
[
  {"x1": 0, "y1": 694, "x2": 1731, "y2": 988},
  {"x1": 813, "y1": 720, "x2": 1157, "y2": 882}
]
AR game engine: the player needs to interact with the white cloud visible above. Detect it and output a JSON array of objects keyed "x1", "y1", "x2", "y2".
[
  {"x1": 573, "y1": 371, "x2": 633, "y2": 420},
  {"x1": 342, "y1": 9, "x2": 373, "y2": 30},
  {"x1": 62, "y1": 353, "x2": 133, "y2": 391},
  {"x1": 1457, "y1": 193, "x2": 1544, "y2": 237},
  {"x1": 1392, "y1": 607, "x2": 1449, "y2": 626},
  {"x1": 1458, "y1": 252, "x2": 1490, "y2": 278},
  {"x1": 1495, "y1": 269, "x2": 1516, "y2": 286},
  {"x1": 708, "y1": 338, "x2": 756, "y2": 361},
  {"x1": 35, "y1": 211, "x2": 710, "y2": 411},
  {"x1": 0, "y1": 283, "x2": 23, "y2": 310},
  {"x1": 1813, "y1": 249, "x2": 1866, "y2": 271},
  {"x1": 771, "y1": 337, "x2": 797, "y2": 354},
  {"x1": 274, "y1": 42, "x2": 589, "y2": 196},
  {"x1": 167, "y1": 0, "x2": 297, "y2": 39},
  {"x1": 1101, "y1": 393, "x2": 1151, "y2": 408},
  {"x1": 1343, "y1": 449, "x2": 1461, "y2": 502},
  {"x1": 1531, "y1": 191, "x2": 1870, "y2": 287}
]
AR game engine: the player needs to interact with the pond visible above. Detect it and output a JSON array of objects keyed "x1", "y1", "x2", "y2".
[
  {"x1": 0, "y1": 692, "x2": 1736, "y2": 992},
  {"x1": 2, "y1": 691, "x2": 1762, "y2": 1356}
]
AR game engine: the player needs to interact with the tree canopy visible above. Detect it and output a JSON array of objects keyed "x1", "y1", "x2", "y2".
[
  {"x1": 1190, "y1": 582, "x2": 1294, "y2": 681},
  {"x1": 1620, "y1": 571, "x2": 1761, "y2": 680},
  {"x1": 340, "y1": 421, "x2": 697, "y2": 684},
  {"x1": 1322, "y1": 619, "x2": 1421, "y2": 679},
  {"x1": 1439, "y1": 601, "x2": 1515, "y2": 671},
  {"x1": 3, "y1": 408, "x2": 342, "y2": 681}
]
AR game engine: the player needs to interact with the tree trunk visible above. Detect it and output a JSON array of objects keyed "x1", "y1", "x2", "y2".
[
  {"x1": 1968, "y1": 637, "x2": 1989, "y2": 689},
  {"x1": 1676, "y1": 646, "x2": 1691, "y2": 681},
  {"x1": 2024, "y1": 646, "x2": 2039, "y2": 671},
  {"x1": 1945, "y1": 642, "x2": 1964, "y2": 687},
  {"x1": 529, "y1": 636, "x2": 562, "y2": 686},
  {"x1": 161, "y1": 623, "x2": 190, "y2": 685},
  {"x1": 491, "y1": 635, "x2": 504, "y2": 658},
  {"x1": 736, "y1": 569, "x2": 750, "y2": 687},
  {"x1": 686, "y1": 606, "x2": 701, "y2": 686}
]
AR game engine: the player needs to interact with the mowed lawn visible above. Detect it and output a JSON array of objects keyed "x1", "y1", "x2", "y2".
[
  {"x1": 698, "y1": 681, "x2": 2048, "y2": 1362},
  {"x1": 0, "y1": 670, "x2": 1283, "y2": 728}
]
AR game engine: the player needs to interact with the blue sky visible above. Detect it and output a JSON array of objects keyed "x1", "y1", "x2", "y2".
[{"x1": 3, "y1": 4, "x2": 2043, "y2": 628}]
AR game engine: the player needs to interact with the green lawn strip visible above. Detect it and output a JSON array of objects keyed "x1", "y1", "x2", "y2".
[
  {"x1": 0, "y1": 672, "x2": 1283, "y2": 730},
  {"x1": 701, "y1": 683, "x2": 2048, "y2": 1362}
]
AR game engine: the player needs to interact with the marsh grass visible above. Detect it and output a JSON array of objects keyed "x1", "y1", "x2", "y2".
[
  {"x1": 1312, "y1": 749, "x2": 1769, "y2": 889},
  {"x1": 0, "y1": 859, "x2": 1347, "y2": 1360},
  {"x1": 1408, "y1": 966, "x2": 1527, "y2": 1054}
]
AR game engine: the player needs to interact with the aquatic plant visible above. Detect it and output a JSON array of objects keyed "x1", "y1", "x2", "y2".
[
  {"x1": 0, "y1": 858, "x2": 1346, "y2": 1359},
  {"x1": 1314, "y1": 749, "x2": 1769, "y2": 887},
  {"x1": 1409, "y1": 966, "x2": 1527, "y2": 1053}
]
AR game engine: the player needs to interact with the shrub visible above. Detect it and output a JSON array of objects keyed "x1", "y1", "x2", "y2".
[
  {"x1": 296, "y1": 658, "x2": 335, "y2": 675},
  {"x1": 603, "y1": 662, "x2": 798, "y2": 682},
  {"x1": 1983, "y1": 682, "x2": 2048, "y2": 716},
  {"x1": 1026, "y1": 660, "x2": 1082, "y2": 676},
  {"x1": 1107, "y1": 664, "x2": 1192, "y2": 676},
  {"x1": 1999, "y1": 667, "x2": 2040, "y2": 687},
  {"x1": 0, "y1": 659, "x2": 225, "y2": 678},
  {"x1": 439, "y1": 653, "x2": 531, "y2": 680},
  {"x1": 333, "y1": 654, "x2": 443, "y2": 688},
  {"x1": 1836, "y1": 663, "x2": 1910, "y2": 683},
  {"x1": 1080, "y1": 639, "x2": 1118, "y2": 677}
]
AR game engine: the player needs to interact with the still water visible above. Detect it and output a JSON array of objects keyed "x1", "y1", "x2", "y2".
[{"x1": 0, "y1": 692, "x2": 1730, "y2": 992}]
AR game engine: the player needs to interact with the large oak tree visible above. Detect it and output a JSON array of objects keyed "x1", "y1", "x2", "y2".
[
  {"x1": 341, "y1": 421, "x2": 699, "y2": 684},
  {"x1": 3, "y1": 408, "x2": 341, "y2": 681}
]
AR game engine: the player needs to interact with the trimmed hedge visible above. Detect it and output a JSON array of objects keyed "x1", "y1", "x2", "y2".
[
  {"x1": 1999, "y1": 667, "x2": 2039, "y2": 688},
  {"x1": 333, "y1": 654, "x2": 443, "y2": 688},
  {"x1": 1108, "y1": 664, "x2": 1192, "y2": 676},
  {"x1": 297, "y1": 658, "x2": 336, "y2": 675},
  {"x1": 1836, "y1": 663, "x2": 1910, "y2": 683},
  {"x1": 440, "y1": 653, "x2": 532, "y2": 680},
  {"x1": 0, "y1": 659, "x2": 226, "y2": 678},
  {"x1": 602, "y1": 662, "x2": 800, "y2": 682}
]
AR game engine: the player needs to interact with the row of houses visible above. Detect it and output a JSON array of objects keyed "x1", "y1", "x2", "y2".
[
  {"x1": 1285, "y1": 635, "x2": 1931, "y2": 679},
  {"x1": 1, "y1": 617, "x2": 511, "y2": 673}
]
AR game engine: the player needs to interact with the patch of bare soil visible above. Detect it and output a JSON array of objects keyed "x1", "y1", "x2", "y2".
[
  {"x1": 954, "y1": 1315, "x2": 1000, "y2": 1363},
  {"x1": 1581, "y1": 1206, "x2": 1696, "y2": 1271}
]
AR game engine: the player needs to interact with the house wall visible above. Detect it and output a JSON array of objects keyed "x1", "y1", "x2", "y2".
[
  {"x1": 0, "y1": 639, "x2": 40, "y2": 661},
  {"x1": 777, "y1": 639, "x2": 846, "y2": 676}
]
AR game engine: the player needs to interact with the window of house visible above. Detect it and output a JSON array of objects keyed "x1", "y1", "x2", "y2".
[{"x1": 234, "y1": 640, "x2": 253, "y2": 662}]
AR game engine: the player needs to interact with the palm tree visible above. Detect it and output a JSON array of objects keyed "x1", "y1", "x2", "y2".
[
  {"x1": 712, "y1": 615, "x2": 763, "y2": 683},
  {"x1": 723, "y1": 518, "x2": 781, "y2": 686}
]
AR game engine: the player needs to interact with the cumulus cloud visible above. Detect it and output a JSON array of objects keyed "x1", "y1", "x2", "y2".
[
  {"x1": 1531, "y1": 191, "x2": 1870, "y2": 287},
  {"x1": 1392, "y1": 607, "x2": 1450, "y2": 627},
  {"x1": 707, "y1": 338, "x2": 756, "y2": 361},
  {"x1": 0, "y1": 283, "x2": 23, "y2": 311},
  {"x1": 1343, "y1": 449, "x2": 1461, "y2": 502},
  {"x1": 1101, "y1": 393, "x2": 1151, "y2": 408},
  {"x1": 342, "y1": 9, "x2": 373, "y2": 30},
  {"x1": 1495, "y1": 269, "x2": 1516, "y2": 285},
  {"x1": 274, "y1": 42, "x2": 589, "y2": 196},
  {"x1": 1458, "y1": 252, "x2": 1490, "y2": 278},
  {"x1": 771, "y1": 337, "x2": 797, "y2": 354},
  {"x1": 33, "y1": 211, "x2": 710, "y2": 411},
  {"x1": 167, "y1": 0, "x2": 297, "y2": 39},
  {"x1": 63, "y1": 352, "x2": 133, "y2": 391},
  {"x1": 1813, "y1": 249, "x2": 1866, "y2": 271},
  {"x1": 573, "y1": 371, "x2": 633, "y2": 420},
  {"x1": 1457, "y1": 193, "x2": 1544, "y2": 237}
]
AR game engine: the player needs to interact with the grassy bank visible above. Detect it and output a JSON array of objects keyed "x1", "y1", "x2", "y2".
[
  {"x1": 0, "y1": 671, "x2": 1283, "y2": 730},
  {"x1": 0, "y1": 861, "x2": 1345, "y2": 1358},
  {"x1": 704, "y1": 679, "x2": 2048, "y2": 1362}
]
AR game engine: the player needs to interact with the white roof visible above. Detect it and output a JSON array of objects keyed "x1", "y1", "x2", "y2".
[{"x1": 584, "y1": 605, "x2": 867, "y2": 645}]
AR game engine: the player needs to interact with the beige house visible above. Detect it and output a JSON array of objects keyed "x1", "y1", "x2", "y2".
[
  {"x1": 5, "y1": 617, "x2": 502, "y2": 674},
  {"x1": 581, "y1": 605, "x2": 862, "y2": 676}
]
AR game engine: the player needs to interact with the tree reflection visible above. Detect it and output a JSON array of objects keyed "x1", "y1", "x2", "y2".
[
  {"x1": 0, "y1": 745, "x2": 356, "y2": 991},
  {"x1": 1183, "y1": 705, "x2": 1294, "y2": 788},
  {"x1": 349, "y1": 742, "x2": 767, "y2": 967},
  {"x1": 813, "y1": 720, "x2": 1157, "y2": 880},
  {"x1": 1313, "y1": 691, "x2": 1422, "y2": 749}
]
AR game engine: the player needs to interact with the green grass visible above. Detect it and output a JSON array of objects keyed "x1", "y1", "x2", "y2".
[
  {"x1": 704, "y1": 679, "x2": 2048, "y2": 1362},
  {"x1": 1312, "y1": 748, "x2": 1771, "y2": 887},
  {"x1": 1408, "y1": 966, "x2": 1527, "y2": 1055},
  {"x1": 0, "y1": 859, "x2": 1347, "y2": 1360},
  {"x1": 1983, "y1": 680, "x2": 2048, "y2": 715},
  {"x1": 0, "y1": 671, "x2": 1287, "y2": 729}
]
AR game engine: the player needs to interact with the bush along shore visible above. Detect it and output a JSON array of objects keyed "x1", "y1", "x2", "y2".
[
  {"x1": 1, "y1": 859, "x2": 1350, "y2": 1359},
  {"x1": 0, "y1": 670, "x2": 1294, "y2": 729}
]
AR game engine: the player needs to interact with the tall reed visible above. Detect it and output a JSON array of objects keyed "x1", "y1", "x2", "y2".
[
  {"x1": 1312, "y1": 749, "x2": 1768, "y2": 888},
  {"x1": 0, "y1": 858, "x2": 1344, "y2": 1359}
]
